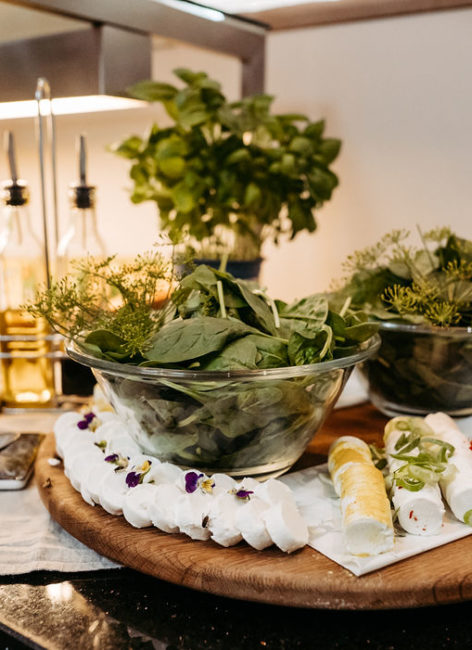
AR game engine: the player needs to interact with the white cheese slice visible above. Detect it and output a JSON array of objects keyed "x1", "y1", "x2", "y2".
[
  {"x1": 235, "y1": 497, "x2": 272, "y2": 550},
  {"x1": 263, "y1": 501, "x2": 308, "y2": 553},
  {"x1": 67, "y1": 447, "x2": 103, "y2": 494},
  {"x1": 174, "y1": 492, "x2": 212, "y2": 541},
  {"x1": 207, "y1": 493, "x2": 243, "y2": 547},
  {"x1": 63, "y1": 438, "x2": 100, "y2": 479},
  {"x1": 211, "y1": 473, "x2": 238, "y2": 496},
  {"x1": 150, "y1": 484, "x2": 182, "y2": 533},
  {"x1": 122, "y1": 484, "x2": 157, "y2": 528},
  {"x1": 54, "y1": 412, "x2": 83, "y2": 458},
  {"x1": 254, "y1": 478, "x2": 296, "y2": 507},
  {"x1": 238, "y1": 477, "x2": 260, "y2": 492},
  {"x1": 98, "y1": 470, "x2": 130, "y2": 515},
  {"x1": 82, "y1": 459, "x2": 116, "y2": 505},
  {"x1": 152, "y1": 462, "x2": 184, "y2": 485}
]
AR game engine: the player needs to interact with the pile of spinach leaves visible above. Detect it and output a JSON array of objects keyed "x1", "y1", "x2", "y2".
[{"x1": 83, "y1": 264, "x2": 376, "y2": 470}]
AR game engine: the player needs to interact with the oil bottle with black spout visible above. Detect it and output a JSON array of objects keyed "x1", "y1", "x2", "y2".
[
  {"x1": 0, "y1": 132, "x2": 54, "y2": 410},
  {"x1": 56, "y1": 134, "x2": 107, "y2": 396}
]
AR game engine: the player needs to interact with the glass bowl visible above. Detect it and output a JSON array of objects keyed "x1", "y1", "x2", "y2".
[
  {"x1": 358, "y1": 322, "x2": 472, "y2": 417},
  {"x1": 67, "y1": 336, "x2": 380, "y2": 479}
]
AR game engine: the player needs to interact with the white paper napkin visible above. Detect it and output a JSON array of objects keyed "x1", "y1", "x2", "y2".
[{"x1": 281, "y1": 464, "x2": 472, "y2": 576}]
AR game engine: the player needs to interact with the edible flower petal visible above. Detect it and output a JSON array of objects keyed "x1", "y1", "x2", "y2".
[
  {"x1": 125, "y1": 460, "x2": 153, "y2": 487},
  {"x1": 105, "y1": 454, "x2": 129, "y2": 470},
  {"x1": 184, "y1": 472, "x2": 215, "y2": 494},
  {"x1": 77, "y1": 411, "x2": 101, "y2": 431},
  {"x1": 185, "y1": 472, "x2": 204, "y2": 494},
  {"x1": 233, "y1": 489, "x2": 254, "y2": 500},
  {"x1": 126, "y1": 471, "x2": 141, "y2": 488},
  {"x1": 200, "y1": 478, "x2": 215, "y2": 494}
]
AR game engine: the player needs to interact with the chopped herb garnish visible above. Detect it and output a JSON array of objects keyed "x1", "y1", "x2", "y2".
[{"x1": 387, "y1": 420, "x2": 455, "y2": 491}]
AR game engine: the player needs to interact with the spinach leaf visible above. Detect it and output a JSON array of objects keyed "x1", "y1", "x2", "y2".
[
  {"x1": 288, "y1": 327, "x2": 332, "y2": 365},
  {"x1": 84, "y1": 329, "x2": 136, "y2": 362},
  {"x1": 143, "y1": 316, "x2": 255, "y2": 365},
  {"x1": 201, "y1": 333, "x2": 289, "y2": 370}
]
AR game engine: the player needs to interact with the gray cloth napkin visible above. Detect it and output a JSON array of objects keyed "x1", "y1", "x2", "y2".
[{"x1": 0, "y1": 479, "x2": 120, "y2": 575}]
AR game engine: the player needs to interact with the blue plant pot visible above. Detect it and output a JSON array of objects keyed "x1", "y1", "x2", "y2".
[{"x1": 178, "y1": 257, "x2": 263, "y2": 282}]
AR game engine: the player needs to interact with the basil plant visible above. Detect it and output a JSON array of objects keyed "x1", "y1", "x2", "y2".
[{"x1": 113, "y1": 68, "x2": 341, "y2": 261}]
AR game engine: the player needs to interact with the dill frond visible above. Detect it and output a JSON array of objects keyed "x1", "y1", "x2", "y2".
[
  {"x1": 423, "y1": 301, "x2": 461, "y2": 327},
  {"x1": 26, "y1": 250, "x2": 175, "y2": 358},
  {"x1": 382, "y1": 285, "x2": 417, "y2": 315},
  {"x1": 342, "y1": 229, "x2": 409, "y2": 274},
  {"x1": 337, "y1": 227, "x2": 472, "y2": 327}
]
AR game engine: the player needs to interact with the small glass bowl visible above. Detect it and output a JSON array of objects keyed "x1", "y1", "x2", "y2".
[
  {"x1": 358, "y1": 322, "x2": 472, "y2": 417},
  {"x1": 67, "y1": 335, "x2": 379, "y2": 479}
]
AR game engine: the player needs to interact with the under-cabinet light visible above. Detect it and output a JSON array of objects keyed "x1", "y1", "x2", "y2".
[
  {"x1": 0, "y1": 96, "x2": 146, "y2": 121},
  {"x1": 156, "y1": 0, "x2": 225, "y2": 22},
  {"x1": 202, "y1": 0, "x2": 341, "y2": 12}
]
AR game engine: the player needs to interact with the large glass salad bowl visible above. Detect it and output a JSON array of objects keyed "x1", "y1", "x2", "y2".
[{"x1": 67, "y1": 335, "x2": 379, "y2": 479}]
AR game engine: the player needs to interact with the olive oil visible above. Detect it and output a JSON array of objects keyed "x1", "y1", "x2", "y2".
[
  {"x1": 0, "y1": 132, "x2": 55, "y2": 410},
  {"x1": 0, "y1": 308, "x2": 54, "y2": 408}
]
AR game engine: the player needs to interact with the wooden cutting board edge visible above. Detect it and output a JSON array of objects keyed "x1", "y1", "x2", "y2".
[{"x1": 35, "y1": 433, "x2": 472, "y2": 611}]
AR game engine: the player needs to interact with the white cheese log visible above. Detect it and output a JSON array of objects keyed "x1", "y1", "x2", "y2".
[
  {"x1": 425, "y1": 412, "x2": 472, "y2": 524},
  {"x1": 329, "y1": 436, "x2": 393, "y2": 555},
  {"x1": 328, "y1": 435, "x2": 373, "y2": 494},
  {"x1": 384, "y1": 419, "x2": 444, "y2": 536}
]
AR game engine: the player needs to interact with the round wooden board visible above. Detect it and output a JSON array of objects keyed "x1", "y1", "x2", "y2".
[{"x1": 35, "y1": 430, "x2": 472, "y2": 610}]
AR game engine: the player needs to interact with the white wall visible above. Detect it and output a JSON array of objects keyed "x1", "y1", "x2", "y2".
[
  {"x1": 261, "y1": 8, "x2": 472, "y2": 299},
  {"x1": 1, "y1": 9, "x2": 472, "y2": 301}
]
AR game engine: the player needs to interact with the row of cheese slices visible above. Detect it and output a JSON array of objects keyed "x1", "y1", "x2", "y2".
[{"x1": 53, "y1": 411, "x2": 309, "y2": 553}]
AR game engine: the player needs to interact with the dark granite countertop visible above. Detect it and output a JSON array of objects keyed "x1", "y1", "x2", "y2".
[{"x1": 0, "y1": 568, "x2": 471, "y2": 650}]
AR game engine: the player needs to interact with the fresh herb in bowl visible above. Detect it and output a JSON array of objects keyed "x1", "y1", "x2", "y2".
[
  {"x1": 28, "y1": 256, "x2": 379, "y2": 477},
  {"x1": 335, "y1": 227, "x2": 472, "y2": 416}
]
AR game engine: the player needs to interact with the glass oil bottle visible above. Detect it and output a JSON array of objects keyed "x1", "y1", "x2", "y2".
[
  {"x1": 56, "y1": 135, "x2": 106, "y2": 396},
  {"x1": 0, "y1": 132, "x2": 54, "y2": 410}
]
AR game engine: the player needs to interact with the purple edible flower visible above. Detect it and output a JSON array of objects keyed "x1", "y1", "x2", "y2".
[
  {"x1": 105, "y1": 454, "x2": 119, "y2": 463},
  {"x1": 125, "y1": 471, "x2": 141, "y2": 488},
  {"x1": 77, "y1": 412, "x2": 97, "y2": 430},
  {"x1": 235, "y1": 489, "x2": 254, "y2": 500},
  {"x1": 185, "y1": 471, "x2": 204, "y2": 494}
]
